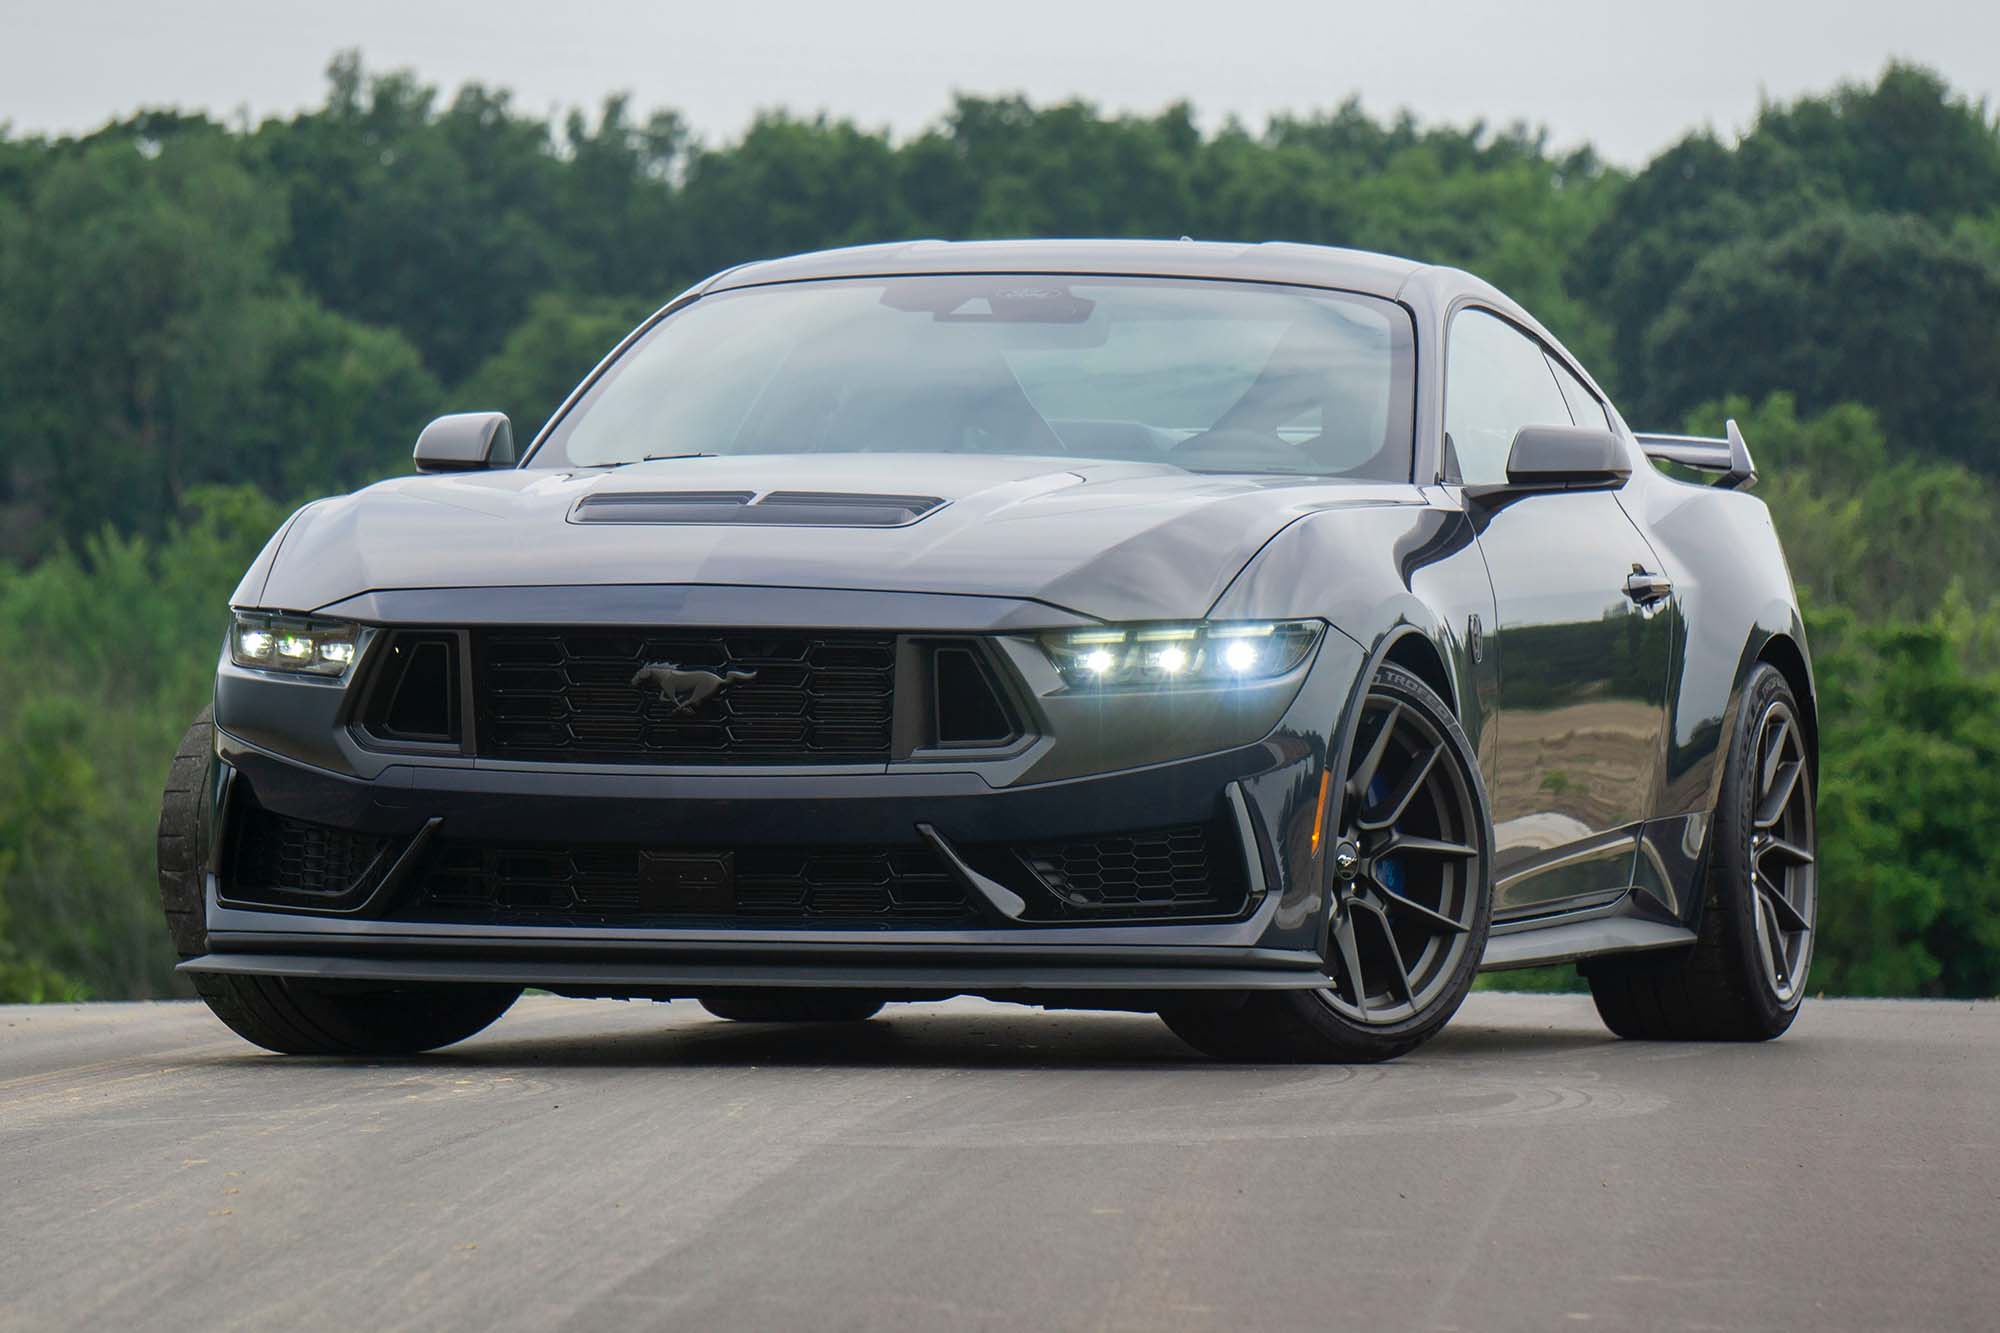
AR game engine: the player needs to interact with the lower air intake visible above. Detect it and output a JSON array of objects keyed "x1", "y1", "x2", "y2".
[{"x1": 1019, "y1": 824, "x2": 1241, "y2": 916}]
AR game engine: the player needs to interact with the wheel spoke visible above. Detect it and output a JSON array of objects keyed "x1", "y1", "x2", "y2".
[
  {"x1": 1378, "y1": 833, "x2": 1479, "y2": 861},
  {"x1": 1332, "y1": 910, "x2": 1369, "y2": 1016},
  {"x1": 1756, "y1": 894, "x2": 1791, "y2": 986},
  {"x1": 1358, "y1": 743, "x2": 1441, "y2": 831},
  {"x1": 1362, "y1": 902, "x2": 1418, "y2": 1014},
  {"x1": 1756, "y1": 871, "x2": 1812, "y2": 934},
  {"x1": 1754, "y1": 760, "x2": 1803, "y2": 829},
  {"x1": 1371, "y1": 880, "x2": 1469, "y2": 935},
  {"x1": 1757, "y1": 835, "x2": 1815, "y2": 868},
  {"x1": 1759, "y1": 715, "x2": 1793, "y2": 795},
  {"x1": 1346, "y1": 703, "x2": 1401, "y2": 805}
]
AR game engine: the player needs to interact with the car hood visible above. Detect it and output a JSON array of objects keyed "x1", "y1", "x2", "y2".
[{"x1": 246, "y1": 454, "x2": 1412, "y2": 624}]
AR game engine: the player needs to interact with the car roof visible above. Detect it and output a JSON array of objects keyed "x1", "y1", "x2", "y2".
[{"x1": 703, "y1": 238, "x2": 1428, "y2": 300}]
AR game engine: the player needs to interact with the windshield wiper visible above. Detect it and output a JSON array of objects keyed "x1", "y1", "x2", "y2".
[{"x1": 581, "y1": 453, "x2": 719, "y2": 468}]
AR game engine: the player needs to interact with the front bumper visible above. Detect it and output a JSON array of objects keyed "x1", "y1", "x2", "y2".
[{"x1": 188, "y1": 598, "x2": 1365, "y2": 997}]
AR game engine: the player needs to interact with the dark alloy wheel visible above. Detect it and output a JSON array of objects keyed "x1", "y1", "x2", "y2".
[
  {"x1": 1585, "y1": 664, "x2": 1816, "y2": 1040},
  {"x1": 699, "y1": 991, "x2": 887, "y2": 1023},
  {"x1": 158, "y1": 707, "x2": 521, "y2": 1056},
  {"x1": 1161, "y1": 665, "x2": 1493, "y2": 1062}
]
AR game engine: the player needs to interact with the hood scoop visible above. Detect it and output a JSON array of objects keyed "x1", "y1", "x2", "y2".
[{"x1": 572, "y1": 489, "x2": 947, "y2": 528}]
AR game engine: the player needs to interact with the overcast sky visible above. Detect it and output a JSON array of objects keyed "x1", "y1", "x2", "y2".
[{"x1": 2, "y1": 0, "x2": 1993, "y2": 165}]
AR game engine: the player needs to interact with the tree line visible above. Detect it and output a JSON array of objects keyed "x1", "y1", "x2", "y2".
[{"x1": 2, "y1": 56, "x2": 1997, "y2": 999}]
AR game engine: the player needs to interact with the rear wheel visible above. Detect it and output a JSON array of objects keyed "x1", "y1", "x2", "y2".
[
  {"x1": 157, "y1": 706, "x2": 521, "y2": 1055},
  {"x1": 1161, "y1": 665, "x2": 1493, "y2": 1062},
  {"x1": 1585, "y1": 664, "x2": 1815, "y2": 1040},
  {"x1": 699, "y1": 991, "x2": 886, "y2": 1023}
]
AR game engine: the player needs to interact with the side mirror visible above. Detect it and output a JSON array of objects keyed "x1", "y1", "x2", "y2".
[
  {"x1": 1504, "y1": 425, "x2": 1631, "y2": 488},
  {"x1": 413, "y1": 412, "x2": 516, "y2": 473}
]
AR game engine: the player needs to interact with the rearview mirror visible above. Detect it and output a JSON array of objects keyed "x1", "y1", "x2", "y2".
[
  {"x1": 1503, "y1": 425, "x2": 1631, "y2": 488},
  {"x1": 413, "y1": 412, "x2": 516, "y2": 473}
]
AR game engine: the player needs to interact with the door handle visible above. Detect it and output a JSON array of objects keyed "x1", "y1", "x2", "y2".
[{"x1": 1624, "y1": 566, "x2": 1673, "y2": 605}]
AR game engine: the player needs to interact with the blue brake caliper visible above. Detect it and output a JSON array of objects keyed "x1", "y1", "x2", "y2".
[{"x1": 1366, "y1": 773, "x2": 1402, "y2": 894}]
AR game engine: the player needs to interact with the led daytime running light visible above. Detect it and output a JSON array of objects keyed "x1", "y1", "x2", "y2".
[
  {"x1": 1041, "y1": 620, "x2": 1321, "y2": 689},
  {"x1": 230, "y1": 612, "x2": 363, "y2": 679}
]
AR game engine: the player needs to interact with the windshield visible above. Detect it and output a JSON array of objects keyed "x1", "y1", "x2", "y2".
[{"x1": 530, "y1": 275, "x2": 1416, "y2": 479}]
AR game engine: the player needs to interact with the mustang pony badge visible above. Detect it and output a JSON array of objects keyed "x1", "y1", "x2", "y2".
[{"x1": 630, "y1": 662, "x2": 757, "y2": 715}]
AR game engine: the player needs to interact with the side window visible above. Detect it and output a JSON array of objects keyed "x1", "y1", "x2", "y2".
[
  {"x1": 1444, "y1": 309, "x2": 1574, "y2": 484},
  {"x1": 1545, "y1": 352, "x2": 1611, "y2": 430}
]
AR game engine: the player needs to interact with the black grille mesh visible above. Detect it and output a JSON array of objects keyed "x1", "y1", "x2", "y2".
[
  {"x1": 226, "y1": 808, "x2": 1245, "y2": 925},
  {"x1": 412, "y1": 843, "x2": 969, "y2": 923},
  {"x1": 473, "y1": 629, "x2": 895, "y2": 764},
  {"x1": 231, "y1": 807, "x2": 392, "y2": 900},
  {"x1": 1020, "y1": 825, "x2": 1231, "y2": 913}
]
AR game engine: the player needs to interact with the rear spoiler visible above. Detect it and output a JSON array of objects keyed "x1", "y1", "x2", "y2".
[{"x1": 1634, "y1": 418, "x2": 1757, "y2": 491}]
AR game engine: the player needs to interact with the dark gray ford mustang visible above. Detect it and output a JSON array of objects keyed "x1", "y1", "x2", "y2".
[{"x1": 158, "y1": 239, "x2": 1819, "y2": 1061}]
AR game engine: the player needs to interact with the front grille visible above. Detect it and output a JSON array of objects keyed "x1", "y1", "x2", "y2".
[
  {"x1": 473, "y1": 629, "x2": 896, "y2": 764},
  {"x1": 228, "y1": 804, "x2": 395, "y2": 904},
  {"x1": 1020, "y1": 824, "x2": 1239, "y2": 915},
  {"x1": 409, "y1": 842, "x2": 970, "y2": 925}
]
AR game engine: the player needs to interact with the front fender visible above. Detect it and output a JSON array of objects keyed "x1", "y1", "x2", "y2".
[{"x1": 1206, "y1": 497, "x2": 1497, "y2": 769}]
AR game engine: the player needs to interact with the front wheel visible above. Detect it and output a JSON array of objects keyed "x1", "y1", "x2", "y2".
[
  {"x1": 1161, "y1": 665, "x2": 1494, "y2": 1063},
  {"x1": 192, "y1": 974, "x2": 522, "y2": 1055},
  {"x1": 157, "y1": 706, "x2": 520, "y2": 1054},
  {"x1": 1585, "y1": 664, "x2": 1815, "y2": 1041}
]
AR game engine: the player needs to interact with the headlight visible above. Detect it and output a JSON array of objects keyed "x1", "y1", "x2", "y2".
[
  {"x1": 230, "y1": 611, "x2": 363, "y2": 679},
  {"x1": 1040, "y1": 620, "x2": 1322, "y2": 689}
]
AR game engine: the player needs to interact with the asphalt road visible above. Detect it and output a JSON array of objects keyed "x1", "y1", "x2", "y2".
[{"x1": 1, "y1": 993, "x2": 1993, "y2": 1332}]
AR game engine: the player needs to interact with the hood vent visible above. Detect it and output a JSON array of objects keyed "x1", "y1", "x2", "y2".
[{"x1": 572, "y1": 490, "x2": 946, "y2": 528}]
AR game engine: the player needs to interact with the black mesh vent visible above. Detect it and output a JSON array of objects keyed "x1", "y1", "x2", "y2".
[
  {"x1": 932, "y1": 647, "x2": 1016, "y2": 747},
  {"x1": 409, "y1": 842, "x2": 970, "y2": 924},
  {"x1": 473, "y1": 629, "x2": 896, "y2": 764},
  {"x1": 1020, "y1": 824, "x2": 1239, "y2": 915},
  {"x1": 229, "y1": 804, "x2": 394, "y2": 903},
  {"x1": 365, "y1": 633, "x2": 459, "y2": 744}
]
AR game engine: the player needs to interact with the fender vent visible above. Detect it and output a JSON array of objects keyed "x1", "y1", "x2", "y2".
[{"x1": 572, "y1": 491, "x2": 945, "y2": 527}]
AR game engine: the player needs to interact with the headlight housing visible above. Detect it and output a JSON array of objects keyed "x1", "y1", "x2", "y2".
[
  {"x1": 1040, "y1": 620, "x2": 1322, "y2": 689},
  {"x1": 229, "y1": 611, "x2": 364, "y2": 679}
]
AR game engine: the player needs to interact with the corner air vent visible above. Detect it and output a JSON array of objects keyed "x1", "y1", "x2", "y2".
[{"x1": 572, "y1": 490, "x2": 945, "y2": 528}]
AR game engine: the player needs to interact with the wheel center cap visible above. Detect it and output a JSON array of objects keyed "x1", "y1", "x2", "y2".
[{"x1": 1332, "y1": 840, "x2": 1362, "y2": 882}]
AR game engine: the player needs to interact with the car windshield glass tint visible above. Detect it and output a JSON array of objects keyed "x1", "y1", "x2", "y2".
[{"x1": 534, "y1": 275, "x2": 1415, "y2": 479}]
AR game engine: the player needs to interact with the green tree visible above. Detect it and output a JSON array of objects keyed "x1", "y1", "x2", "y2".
[
  {"x1": 0, "y1": 134, "x2": 285, "y2": 548},
  {"x1": 1807, "y1": 605, "x2": 2000, "y2": 996},
  {"x1": 254, "y1": 54, "x2": 569, "y2": 383},
  {"x1": 0, "y1": 130, "x2": 439, "y2": 551},
  {"x1": 1571, "y1": 64, "x2": 2000, "y2": 420},
  {"x1": 0, "y1": 487, "x2": 286, "y2": 998},
  {"x1": 1691, "y1": 394, "x2": 2000, "y2": 620},
  {"x1": 456, "y1": 291, "x2": 657, "y2": 442},
  {"x1": 1648, "y1": 215, "x2": 2000, "y2": 467}
]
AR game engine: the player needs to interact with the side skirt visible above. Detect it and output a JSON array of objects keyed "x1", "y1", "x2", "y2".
[{"x1": 1478, "y1": 893, "x2": 1696, "y2": 971}]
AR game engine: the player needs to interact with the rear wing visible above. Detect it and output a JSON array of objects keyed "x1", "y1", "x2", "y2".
[{"x1": 1634, "y1": 418, "x2": 1757, "y2": 491}]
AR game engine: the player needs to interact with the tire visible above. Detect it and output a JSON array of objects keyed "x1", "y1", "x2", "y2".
[
  {"x1": 1584, "y1": 664, "x2": 1815, "y2": 1041},
  {"x1": 699, "y1": 991, "x2": 886, "y2": 1023},
  {"x1": 156, "y1": 705, "x2": 216, "y2": 961},
  {"x1": 1161, "y1": 664, "x2": 1494, "y2": 1063},
  {"x1": 158, "y1": 706, "x2": 522, "y2": 1056},
  {"x1": 191, "y1": 974, "x2": 522, "y2": 1056}
]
